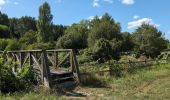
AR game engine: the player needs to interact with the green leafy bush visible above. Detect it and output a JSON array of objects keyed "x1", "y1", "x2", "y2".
[
  {"x1": 26, "y1": 42, "x2": 55, "y2": 50},
  {"x1": 0, "y1": 52, "x2": 35, "y2": 93},
  {"x1": 0, "y1": 39, "x2": 21, "y2": 51},
  {"x1": 92, "y1": 38, "x2": 112, "y2": 63}
]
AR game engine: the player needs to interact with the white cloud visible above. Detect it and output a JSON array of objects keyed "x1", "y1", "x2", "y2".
[
  {"x1": 88, "y1": 16, "x2": 95, "y2": 20},
  {"x1": 88, "y1": 15, "x2": 102, "y2": 21},
  {"x1": 0, "y1": 6, "x2": 1, "y2": 10},
  {"x1": 103, "y1": 0, "x2": 113, "y2": 4},
  {"x1": 14, "y1": 2, "x2": 18, "y2": 5},
  {"x1": 128, "y1": 18, "x2": 160, "y2": 29},
  {"x1": 0, "y1": 0, "x2": 6, "y2": 6},
  {"x1": 167, "y1": 30, "x2": 170, "y2": 34},
  {"x1": 92, "y1": 0, "x2": 113, "y2": 7},
  {"x1": 93, "y1": 0, "x2": 100, "y2": 7},
  {"x1": 120, "y1": 0, "x2": 135, "y2": 5},
  {"x1": 133, "y1": 15, "x2": 140, "y2": 19}
]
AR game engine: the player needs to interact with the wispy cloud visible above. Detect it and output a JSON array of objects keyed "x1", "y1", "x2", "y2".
[
  {"x1": 88, "y1": 15, "x2": 102, "y2": 21},
  {"x1": 167, "y1": 30, "x2": 170, "y2": 34},
  {"x1": 0, "y1": 0, "x2": 6, "y2": 6},
  {"x1": 93, "y1": 0, "x2": 100, "y2": 7},
  {"x1": 92, "y1": 0, "x2": 113, "y2": 7},
  {"x1": 88, "y1": 16, "x2": 95, "y2": 20},
  {"x1": 133, "y1": 15, "x2": 140, "y2": 19},
  {"x1": 103, "y1": 0, "x2": 113, "y2": 4},
  {"x1": 128, "y1": 18, "x2": 160, "y2": 29},
  {"x1": 120, "y1": 0, "x2": 135, "y2": 5}
]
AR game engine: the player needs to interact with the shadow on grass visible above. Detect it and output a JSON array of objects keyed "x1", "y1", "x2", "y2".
[
  {"x1": 53, "y1": 81, "x2": 87, "y2": 98},
  {"x1": 80, "y1": 73, "x2": 109, "y2": 88}
]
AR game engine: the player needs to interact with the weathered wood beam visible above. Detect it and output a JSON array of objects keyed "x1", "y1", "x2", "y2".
[
  {"x1": 72, "y1": 50, "x2": 80, "y2": 83},
  {"x1": 41, "y1": 50, "x2": 51, "y2": 88},
  {"x1": 54, "y1": 51, "x2": 58, "y2": 69}
]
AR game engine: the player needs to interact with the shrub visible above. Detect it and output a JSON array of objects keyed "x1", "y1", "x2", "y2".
[
  {"x1": 92, "y1": 38, "x2": 112, "y2": 63},
  {"x1": 0, "y1": 39, "x2": 21, "y2": 51},
  {"x1": 0, "y1": 52, "x2": 35, "y2": 93},
  {"x1": 26, "y1": 42, "x2": 55, "y2": 50}
]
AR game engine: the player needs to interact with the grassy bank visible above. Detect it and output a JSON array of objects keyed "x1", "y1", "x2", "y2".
[{"x1": 1, "y1": 63, "x2": 170, "y2": 100}]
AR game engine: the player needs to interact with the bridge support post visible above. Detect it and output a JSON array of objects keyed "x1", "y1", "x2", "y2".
[
  {"x1": 41, "y1": 50, "x2": 52, "y2": 88},
  {"x1": 71, "y1": 50, "x2": 80, "y2": 84}
]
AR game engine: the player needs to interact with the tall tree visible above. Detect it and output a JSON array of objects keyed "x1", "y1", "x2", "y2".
[
  {"x1": 57, "y1": 20, "x2": 88, "y2": 49},
  {"x1": 37, "y1": 2, "x2": 53, "y2": 43},
  {"x1": 88, "y1": 13, "x2": 121, "y2": 47},
  {"x1": 132, "y1": 24, "x2": 167, "y2": 58}
]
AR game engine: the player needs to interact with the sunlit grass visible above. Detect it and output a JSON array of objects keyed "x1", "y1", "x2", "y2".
[{"x1": 1, "y1": 63, "x2": 170, "y2": 100}]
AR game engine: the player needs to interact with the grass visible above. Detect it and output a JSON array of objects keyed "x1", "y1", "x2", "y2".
[{"x1": 1, "y1": 63, "x2": 170, "y2": 100}]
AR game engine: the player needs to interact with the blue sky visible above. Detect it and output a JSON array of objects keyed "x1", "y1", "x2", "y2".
[{"x1": 0, "y1": 0, "x2": 170, "y2": 40}]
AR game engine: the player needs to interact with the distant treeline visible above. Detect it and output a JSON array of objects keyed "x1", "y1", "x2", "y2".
[{"x1": 0, "y1": 2, "x2": 169, "y2": 62}]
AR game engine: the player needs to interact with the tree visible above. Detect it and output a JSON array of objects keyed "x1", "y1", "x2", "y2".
[
  {"x1": 0, "y1": 24, "x2": 10, "y2": 38},
  {"x1": 17, "y1": 16, "x2": 37, "y2": 37},
  {"x1": 121, "y1": 32, "x2": 134, "y2": 52},
  {"x1": 9, "y1": 17, "x2": 36, "y2": 38},
  {"x1": 52, "y1": 24, "x2": 68, "y2": 41},
  {"x1": 57, "y1": 20, "x2": 88, "y2": 49},
  {"x1": 132, "y1": 24, "x2": 167, "y2": 58},
  {"x1": 0, "y1": 11, "x2": 9, "y2": 26},
  {"x1": 88, "y1": 13, "x2": 121, "y2": 47},
  {"x1": 37, "y1": 2, "x2": 53, "y2": 43},
  {"x1": 9, "y1": 18, "x2": 20, "y2": 38}
]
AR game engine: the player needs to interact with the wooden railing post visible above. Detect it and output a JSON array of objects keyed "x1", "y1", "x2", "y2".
[
  {"x1": 54, "y1": 51, "x2": 58, "y2": 69},
  {"x1": 71, "y1": 49, "x2": 80, "y2": 83},
  {"x1": 41, "y1": 50, "x2": 52, "y2": 88},
  {"x1": 20, "y1": 52, "x2": 24, "y2": 69},
  {"x1": 29, "y1": 52, "x2": 33, "y2": 69}
]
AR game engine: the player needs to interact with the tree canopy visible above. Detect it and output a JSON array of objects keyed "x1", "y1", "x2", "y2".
[
  {"x1": 37, "y1": 2, "x2": 53, "y2": 43},
  {"x1": 132, "y1": 24, "x2": 167, "y2": 58}
]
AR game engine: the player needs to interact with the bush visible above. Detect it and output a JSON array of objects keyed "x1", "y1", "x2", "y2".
[
  {"x1": 0, "y1": 52, "x2": 35, "y2": 93},
  {"x1": 19, "y1": 30, "x2": 37, "y2": 45},
  {"x1": 0, "y1": 39, "x2": 21, "y2": 51},
  {"x1": 26, "y1": 42, "x2": 55, "y2": 50},
  {"x1": 92, "y1": 38, "x2": 112, "y2": 63}
]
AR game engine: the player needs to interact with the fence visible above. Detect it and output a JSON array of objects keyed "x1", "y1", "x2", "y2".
[{"x1": 79, "y1": 59, "x2": 169, "y2": 76}]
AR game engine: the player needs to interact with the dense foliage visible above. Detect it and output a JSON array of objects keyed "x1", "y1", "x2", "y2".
[
  {"x1": 0, "y1": 2, "x2": 169, "y2": 61},
  {"x1": 0, "y1": 1, "x2": 169, "y2": 94},
  {"x1": 132, "y1": 24, "x2": 167, "y2": 58},
  {"x1": 0, "y1": 52, "x2": 35, "y2": 93}
]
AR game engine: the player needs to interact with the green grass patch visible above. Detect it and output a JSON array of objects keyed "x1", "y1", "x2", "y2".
[{"x1": 1, "y1": 63, "x2": 170, "y2": 100}]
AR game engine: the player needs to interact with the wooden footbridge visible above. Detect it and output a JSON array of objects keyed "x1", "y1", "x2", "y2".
[{"x1": 0, "y1": 49, "x2": 80, "y2": 88}]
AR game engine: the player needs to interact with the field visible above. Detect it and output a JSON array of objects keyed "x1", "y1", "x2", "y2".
[{"x1": 1, "y1": 63, "x2": 170, "y2": 100}]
